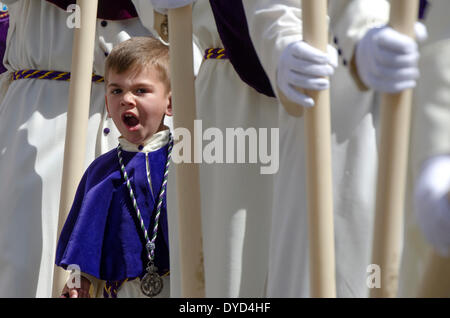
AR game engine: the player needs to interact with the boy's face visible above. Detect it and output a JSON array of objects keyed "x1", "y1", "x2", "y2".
[{"x1": 105, "y1": 66, "x2": 172, "y2": 145}]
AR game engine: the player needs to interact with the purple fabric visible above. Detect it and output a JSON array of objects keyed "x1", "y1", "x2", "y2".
[
  {"x1": 209, "y1": 0, "x2": 275, "y2": 98},
  {"x1": 419, "y1": 0, "x2": 430, "y2": 20},
  {"x1": 55, "y1": 145, "x2": 170, "y2": 281},
  {"x1": 0, "y1": 13, "x2": 8, "y2": 74},
  {"x1": 45, "y1": 0, "x2": 138, "y2": 20}
]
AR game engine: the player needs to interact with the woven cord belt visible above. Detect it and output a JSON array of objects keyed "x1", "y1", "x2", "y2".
[
  {"x1": 12, "y1": 50, "x2": 227, "y2": 82},
  {"x1": 203, "y1": 48, "x2": 228, "y2": 60},
  {"x1": 12, "y1": 69, "x2": 104, "y2": 82},
  {"x1": 12, "y1": 50, "x2": 226, "y2": 82}
]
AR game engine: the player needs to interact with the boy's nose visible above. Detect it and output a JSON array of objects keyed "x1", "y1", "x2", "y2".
[{"x1": 121, "y1": 92, "x2": 135, "y2": 106}]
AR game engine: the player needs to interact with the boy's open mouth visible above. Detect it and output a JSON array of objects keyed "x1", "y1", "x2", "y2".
[{"x1": 122, "y1": 112, "x2": 139, "y2": 128}]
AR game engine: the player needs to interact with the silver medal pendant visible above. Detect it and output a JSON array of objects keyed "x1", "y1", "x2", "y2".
[{"x1": 141, "y1": 264, "x2": 163, "y2": 297}]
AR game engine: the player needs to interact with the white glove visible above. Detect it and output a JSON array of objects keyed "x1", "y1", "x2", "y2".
[
  {"x1": 355, "y1": 22, "x2": 427, "y2": 93},
  {"x1": 99, "y1": 31, "x2": 131, "y2": 56},
  {"x1": 116, "y1": 31, "x2": 131, "y2": 44},
  {"x1": 151, "y1": 0, "x2": 196, "y2": 15},
  {"x1": 277, "y1": 41, "x2": 338, "y2": 108},
  {"x1": 415, "y1": 155, "x2": 450, "y2": 257}
]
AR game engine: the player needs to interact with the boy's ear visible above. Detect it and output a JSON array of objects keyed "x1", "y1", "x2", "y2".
[
  {"x1": 105, "y1": 95, "x2": 111, "y2": 118},
  {"x1": 165, "y1": 93, "x2": 173, "y2": 117}
]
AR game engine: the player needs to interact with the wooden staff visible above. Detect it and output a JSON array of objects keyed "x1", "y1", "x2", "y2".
[
  {"x1": 279, "y1": 93, "x2": 304, "y2": 118},
  {"x1": 302, "y1": 0, "x2": 336, "y2": 298},
  {"x1": 168, "y1": 5, "x2": 206, "y2": 297},
  {"x1": 370, "y1": 0, "x2": 419, "y2": 298},
  {"x1": 51, "y1": 0, "x2": 98, "y2": 297}
]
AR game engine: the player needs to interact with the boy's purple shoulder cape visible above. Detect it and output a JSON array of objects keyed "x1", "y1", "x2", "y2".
[
  {"x1": 46, "y1": 0, "x2": 138, "y2": 20},
  {"x1": 55, "y1": 145, "x2": 170, "y2": 282}
]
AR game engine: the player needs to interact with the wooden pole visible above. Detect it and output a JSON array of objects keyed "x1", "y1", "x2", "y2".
[
  {"x1": 51, "y1": 0, "x2": 98, "y2": 297},
  {"x1": 279, "y1": 93, "x2": 304, "y2": 118},
  {"x1": 168, "y1": 5, "x2": 205, "y2": 297},
  {"x1": 302, "y1": 0, "x2": 336, "y2": 298},
  {"x1": 370, "y1": 0, "x2": 419, "y2": 298}
]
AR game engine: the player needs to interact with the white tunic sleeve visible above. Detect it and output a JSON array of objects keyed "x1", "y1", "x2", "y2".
[
  {"x1": 242, "y1": 0, "x2": 389, "y2": 99},
  {"x1": 328, "y1": 0, "x2": 389, "y2": 63},
  {"x1": 131, "y1": 0, "x2": 157, "y2": 37}
]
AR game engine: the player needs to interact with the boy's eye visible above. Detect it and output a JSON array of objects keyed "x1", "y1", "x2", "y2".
[
  {"x1": 136, "y1": 88, "x2": 148, "y2": 94},
  {"x1": 111, "y1": 88, "x2": 122, "y2": 95}
]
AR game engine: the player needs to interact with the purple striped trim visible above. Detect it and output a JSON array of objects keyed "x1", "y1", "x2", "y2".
[
  {"x1": 103, "y1": 280, "x2": 126, "y2": 298},
  {"x1": 12, "y1": 69, "x2": 104, "y2": 82},
  {"x1": 204, "y1": 48, "x2": 229, "y2": 60}
]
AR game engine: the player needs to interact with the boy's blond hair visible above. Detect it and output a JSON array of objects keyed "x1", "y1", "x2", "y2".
[{"x1": 105, "y1": 37, "x2": 170, "y2": 92}]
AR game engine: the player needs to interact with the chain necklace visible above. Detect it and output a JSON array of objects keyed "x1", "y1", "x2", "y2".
[{"x1": 116, "y1": 134, "x2": 173, "y2": 297}]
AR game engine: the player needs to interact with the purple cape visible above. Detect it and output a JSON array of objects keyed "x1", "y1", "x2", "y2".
[
  {"x1": 46, "y1": 0, "x2": 137, "y2": 20},
  {"x1": 209, "y1": 0, "x2": 275, "y2": 97},
  {"x1": 55, "y1": 145, "x2": 170, "y2": 281},
  {"x1": 419, "y1": 0, "x2": 430, "y2": 20},
  {"x1": 0, "y1": 9, "x2": 8, "y2": 74}
]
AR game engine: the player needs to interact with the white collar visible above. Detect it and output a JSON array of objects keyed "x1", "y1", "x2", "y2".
[{"x1": 119, "y1": 129, "x2": 170, "y2": 153}]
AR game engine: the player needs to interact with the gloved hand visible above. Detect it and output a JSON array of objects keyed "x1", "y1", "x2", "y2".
[
  {"x1": 151, "y1": 0, "x2": 196, "y2": 15},
  {"x1": 355, "y1": 22, "x2": 427, "y2": 93},
  {"x1": 99, "y1": 31, "x2": 131, "y2": 56},
  {"x1": 415, "y1": 155, "x2": 450, "y2": 257},
  {"x1": 277, "y1": 41, "x2": 338, "y2": 108}
]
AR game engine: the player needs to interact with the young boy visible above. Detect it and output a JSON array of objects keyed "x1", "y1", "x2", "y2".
[{"x1": 55, "y1": 36, "x2": 173, "y2": 298}]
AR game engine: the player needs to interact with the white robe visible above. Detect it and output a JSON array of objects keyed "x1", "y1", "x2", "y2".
[
  {"x1": 0, "y1": 0, "x2": 161, "y2": 297},
  {"x1": 167, "y1": 1, "x2": 279, "y2": 297},
  {"x1": 398, "y1": 0, "x2": 450, "y2": 297},
  {"x1": 243, "y1": 0, "x2": 390, "y2": 297}
]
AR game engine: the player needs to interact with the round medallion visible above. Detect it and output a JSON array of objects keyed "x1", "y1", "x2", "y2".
[{"x1": 141, "y1": 271, "x2": 163, "y2": 297}]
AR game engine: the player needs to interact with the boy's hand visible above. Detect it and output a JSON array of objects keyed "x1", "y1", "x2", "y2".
[{"x1": 60, "y1": 276, "x2": 92, "y2": 298}]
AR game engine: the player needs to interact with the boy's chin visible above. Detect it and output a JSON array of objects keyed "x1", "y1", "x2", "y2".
[
  {"x1": 120, "y1": 132, "x2": 144, "y2": 146},
  {"x1": 121, "y1": 126, "x2": 167, "y2": 146}
]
